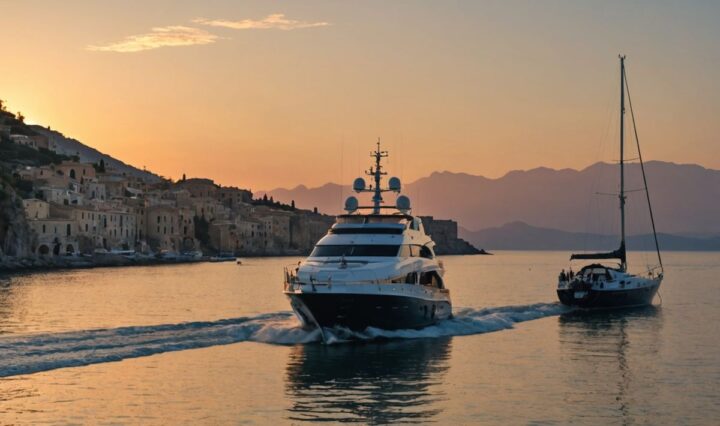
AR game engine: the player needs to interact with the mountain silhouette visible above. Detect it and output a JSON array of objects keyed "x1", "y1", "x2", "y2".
[{"x1": 261, "y1": 161, "x2": 720, "y2": 236}]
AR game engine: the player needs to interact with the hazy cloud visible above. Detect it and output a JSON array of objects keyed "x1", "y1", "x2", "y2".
[
  {"x1": 87, "y1": 26, "x2": 218, "y2": 53},
  {"x1": 194, "y1": 14, "x2": 330, "y2": 31}
]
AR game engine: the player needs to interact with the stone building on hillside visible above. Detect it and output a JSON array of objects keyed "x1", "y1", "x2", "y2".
[
  {"x1": 288, "y1": 213, "x2": 335, "y2": 253},
  {"x1": 145, "y1": 205, "x2": 196, "y2": 253},
  {"x1": 49, "y1": 204, "x2": 138, "y2": 252},
  {"x1": 98, "y1": 174, "x2": 128, "y2": 198},
  {"x1": 146, "y1": 205, "x2": 181, "y2": 252},
  {"x1": 175, "y1": 178, "x2": 218, "y2": 198},
  {"x1": 83, "y1": 181, "x2": 107, "y2": 201},
  {"x1": 55, "y1": 161, "x2": 96, "y2": 182},
  {"x1": 208, "y1": 220, "x2": 239, "y2": 253},
  {"x1": 419, "y1": 216, "x2": 481, "y2": 255},
  {"x1": 22, "y1": 199, "x2": 49, "y2": 220},
  {"x1": 27, "y1": 218, "x2": 79, "y2": 256},
  {"x1": 39, "y1": 187, "x2": 84, "y2": 206},
  {"x1": 217, "y1": 186, "x2": 253, "y2": 208}
]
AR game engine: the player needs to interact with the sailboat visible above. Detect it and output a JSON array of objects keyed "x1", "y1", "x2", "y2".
[{"x1": 556, "y1": 56, "x2": 664, "y2": 308}]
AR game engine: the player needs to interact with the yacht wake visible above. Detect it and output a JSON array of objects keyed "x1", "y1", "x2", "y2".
[
  {"x1": 323, "y1": 302, "x2": 569, "y2": 342},
  {"x1": 0, "y1": 303, "x2": 567, "y2": 377}
]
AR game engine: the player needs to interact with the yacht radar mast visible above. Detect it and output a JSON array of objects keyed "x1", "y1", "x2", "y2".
[{"x1": 347, "y1": 139, "x2": 405, "y2": 214}]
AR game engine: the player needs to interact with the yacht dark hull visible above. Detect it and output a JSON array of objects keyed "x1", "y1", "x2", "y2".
[
  {"x1": 286, "y1": 292, "x2": 452, "y2": 332},
  {"x1": 557, "y1": 283, "x2": 659, "y2": 309}
]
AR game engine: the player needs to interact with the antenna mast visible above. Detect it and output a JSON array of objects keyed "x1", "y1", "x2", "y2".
[
  {"x1": 367, "y1": 138, "x2": 388, "y2": 214},
  {"x1": 619, "y1": 55, "x2": 627, "y2": 272}
]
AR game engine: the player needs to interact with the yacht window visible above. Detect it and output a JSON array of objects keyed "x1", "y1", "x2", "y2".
[
  {"x1": 420, "y1": 245, "x2": 434, "y2": 259},
  {"x1": 310, "y1": 245, "x2": 400, "y2": 257},
  {"x1": 330, "y1": 228, "x2": 403, "y2": 235},
  {"x1": 419, "y1": 271, "x2": 443, "y2": 289}
]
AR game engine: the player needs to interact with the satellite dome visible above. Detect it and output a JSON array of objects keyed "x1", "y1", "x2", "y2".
[
  {"x1": 396, "y1": 195, "x2": 411, "y2": 212},
  {"x1": 353, "y1": 178, "x2": 366, "y2": 192},
  {"x1": 344, "y1": 196, "x2": 359, "y2": 212},
  {"x1": 388, "y1": 177, "x2": 401, "y2": 192}
]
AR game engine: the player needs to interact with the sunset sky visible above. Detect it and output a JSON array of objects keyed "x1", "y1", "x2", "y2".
[{"x1": 1, "y1": 1, "x2": 718, "y2": 190}]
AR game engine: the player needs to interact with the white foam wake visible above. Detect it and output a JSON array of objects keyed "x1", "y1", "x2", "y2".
[
  {"x1": 324, "y1": 302, "x2": 569, "y2": 342},
  {"x1": 0, "y1": 303, "x2": 567, "y2": 377}
]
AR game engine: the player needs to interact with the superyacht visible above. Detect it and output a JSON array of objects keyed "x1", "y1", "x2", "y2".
[{"x1": 284, "y1": 141, "x2": 452, "y2": 339}]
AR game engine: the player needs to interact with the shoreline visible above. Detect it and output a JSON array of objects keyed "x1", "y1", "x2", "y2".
[
  {"x1": 0, "y1": 250, "x2": 491, "y2": 275},
  {"x1": 0, "y1": 254, "x2": 209, "y2": 275}
]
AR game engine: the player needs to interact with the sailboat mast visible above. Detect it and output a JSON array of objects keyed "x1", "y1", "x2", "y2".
[
  {"x1": 624, "y1": 62, "x2": 664, "y2": 274},
  {"x1": 619, "y1": 55, "x2": 627, "y2": 271}
]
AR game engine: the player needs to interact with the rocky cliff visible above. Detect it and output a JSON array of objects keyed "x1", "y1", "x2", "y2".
[{"x1": 0, "y1": 178, "x2": 34, "y2": 258}]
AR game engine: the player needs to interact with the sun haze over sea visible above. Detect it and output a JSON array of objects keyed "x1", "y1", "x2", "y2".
[{"x1": 1, "y1": 1, "x2": 719, "y2": 190}]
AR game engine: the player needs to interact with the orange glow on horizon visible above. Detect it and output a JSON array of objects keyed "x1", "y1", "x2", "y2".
[{"x1": 1, "y1": 2, "x2": 718, "y2": 190}]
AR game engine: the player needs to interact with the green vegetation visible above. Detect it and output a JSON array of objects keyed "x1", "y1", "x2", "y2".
[
  {"x1": 252, "y1": 194, "x2": 296, "y2": 211},
  {"x1": 0, "y1": 135, "x2": 70, "y2": 167},
  {"x1": 93, "y1": 159, "x2": 106, "y2": 173}
]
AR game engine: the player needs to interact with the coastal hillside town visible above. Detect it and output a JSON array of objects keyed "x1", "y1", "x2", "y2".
[{"x1": 0, "y1": 102, "x2": 480, "y2": 268}]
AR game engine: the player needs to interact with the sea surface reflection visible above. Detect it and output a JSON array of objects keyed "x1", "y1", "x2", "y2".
[
  {"x1": 0, "y1": 253, "x2": 718, "y2": 424},
  {"x1": 285, "y1": 338, "x2": 451, "y2": 424},
  {"x1": 557, "y1": 307, "x2": 663, "y2": 424}
]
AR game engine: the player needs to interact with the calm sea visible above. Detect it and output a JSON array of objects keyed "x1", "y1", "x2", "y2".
[{"x1": 0, "y1": 251, "x2": 718, "y2": 424}]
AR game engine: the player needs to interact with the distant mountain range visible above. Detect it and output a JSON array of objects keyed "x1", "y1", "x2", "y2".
[
  {"x1": 459, "y1": 221, "x2": 720, "y2": 251},
  {"x1": 261, "y1": 161, "x2": 720, "y2": 238},
  {"x1": 30, "y1": 125, "x2": 161, "y2": 182}
]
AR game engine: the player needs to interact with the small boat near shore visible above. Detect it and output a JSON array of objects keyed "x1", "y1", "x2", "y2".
[{"x1": 209, "y1": 253, "x2": 237, "y2": 262}]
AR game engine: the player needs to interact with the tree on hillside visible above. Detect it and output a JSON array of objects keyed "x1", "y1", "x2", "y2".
[
  {"x1": 16, "y1": 112, "x2": 24, "y2": 123},
  {"x1": 0, "y1": 99, "x2": 5, "y2": 111},
  {"x1": 291, "y1": 200, "x2": 296, "y2": 210},
  {"x1": 94, "y1": 159, "x2": 106, "y2": 173}
]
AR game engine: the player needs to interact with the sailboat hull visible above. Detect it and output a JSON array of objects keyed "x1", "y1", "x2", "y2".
[{"x1": 557, "y1": 279, "x2": 661, "y2": 309}]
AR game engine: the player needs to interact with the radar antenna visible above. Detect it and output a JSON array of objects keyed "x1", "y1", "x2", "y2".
[{"x1": 348, "y1": 138, "x2": 406, "y2": 214}]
